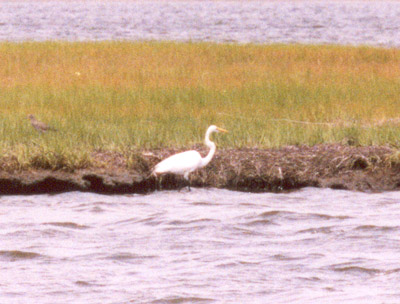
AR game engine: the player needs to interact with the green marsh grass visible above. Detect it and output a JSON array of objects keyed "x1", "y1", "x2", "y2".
[{"x1": 1, "y1": 41, "x2": 400, "y2": 170}]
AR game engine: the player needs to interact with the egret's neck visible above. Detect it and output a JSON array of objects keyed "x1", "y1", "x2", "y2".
[{"x1": 200, "y1": 129, "x2": 216, "y2": 168}]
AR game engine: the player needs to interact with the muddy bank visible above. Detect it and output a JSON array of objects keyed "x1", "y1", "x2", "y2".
[{"x1": 1, "y1": 144, "x2": 400, "y2": 194}]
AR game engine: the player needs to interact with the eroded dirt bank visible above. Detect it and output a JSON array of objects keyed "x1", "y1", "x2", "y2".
[{"x1": 1, "y1": 145, "x2": 400, "y2": 195}]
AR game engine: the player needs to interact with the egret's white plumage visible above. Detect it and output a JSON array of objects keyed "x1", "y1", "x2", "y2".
[{"x1": 152, "y1": 125, "x2": 228, "y2": 189}]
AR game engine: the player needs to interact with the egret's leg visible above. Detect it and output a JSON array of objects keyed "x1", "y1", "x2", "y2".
[
  {"x1": 184, "y1": 173, "x2": 191, "y2": 191},
  {"x1": 157, "y1": 175, "x2": 162, "y2": 191}
]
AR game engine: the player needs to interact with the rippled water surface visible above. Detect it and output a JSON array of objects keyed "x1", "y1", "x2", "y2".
[
  {"x1": 1, "y1": 1, "x2": 400, "y2": 46},
  {"x1": 1, "y1": 188, "x2": 400, "y2": 303}
]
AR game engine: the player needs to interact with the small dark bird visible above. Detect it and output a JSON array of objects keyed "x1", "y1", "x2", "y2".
[{"x1": 28, "y1": 114, "x2": 57, "y2": 133}]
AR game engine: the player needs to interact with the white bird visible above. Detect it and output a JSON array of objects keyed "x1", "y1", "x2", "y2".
[{"x1": 152, "y1": 125, "x2": 228, "y2": 190}]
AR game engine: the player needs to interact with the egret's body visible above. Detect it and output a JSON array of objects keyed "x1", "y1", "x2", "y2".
[
  {"x1": 153, "y1": 150, "x2": 203, "y2": 180},
  {"x1": 152, "y1": 125, "x2": 227, "y2": 190}
]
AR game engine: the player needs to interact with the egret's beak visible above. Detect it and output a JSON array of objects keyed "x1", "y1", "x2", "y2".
[{"x1": 217, "y1": 127, "x2": 228, "y2": 133}]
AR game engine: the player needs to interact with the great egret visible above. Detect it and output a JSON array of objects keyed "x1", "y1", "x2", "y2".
[{"x1": 152, "y1": 125, "x2": 228, "y2": 190}]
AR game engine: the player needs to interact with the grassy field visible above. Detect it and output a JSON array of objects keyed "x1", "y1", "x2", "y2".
[{"x1": 1, "y1": 41, "x2": 400, "y2": 170}]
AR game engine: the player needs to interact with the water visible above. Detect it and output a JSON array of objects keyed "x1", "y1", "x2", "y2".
[
  {"x1": 1, "y1": 188, "x2": 400, "y2": 303},
  {"x1": 1, "y1": 1, "x2": 400, "y2": 47}
]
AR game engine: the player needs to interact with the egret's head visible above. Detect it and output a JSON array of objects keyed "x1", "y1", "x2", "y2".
[{"x1": 208, "y1": 125, "x2": 228, "y2": 133}]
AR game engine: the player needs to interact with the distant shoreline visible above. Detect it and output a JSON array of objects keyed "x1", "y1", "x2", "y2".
[{"x1": 1, "y1": 145, "x2": 399, "y2": 194}]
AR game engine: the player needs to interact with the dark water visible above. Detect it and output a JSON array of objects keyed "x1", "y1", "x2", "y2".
[
  {"x1": 1, "y1": 1, "x2": 400, "y2": 46},
  {"x1": 1, "y1": 188, "x2": 400, "y2": 303}
]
